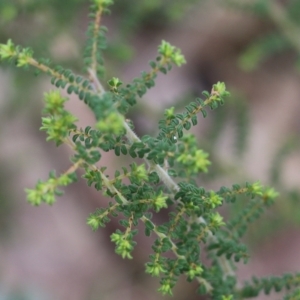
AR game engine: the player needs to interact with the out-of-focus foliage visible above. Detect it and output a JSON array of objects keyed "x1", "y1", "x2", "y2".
[
  {"x1": 113, "y1": 0, "x2": 202, "y2": 34},
  {"x1": 224, "y1": 0, "x2": 300, "y2": 71}
]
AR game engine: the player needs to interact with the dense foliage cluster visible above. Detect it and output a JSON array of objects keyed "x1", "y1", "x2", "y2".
[{"x1": 0, "y1": 0, "x2": 299, "y2": 299}]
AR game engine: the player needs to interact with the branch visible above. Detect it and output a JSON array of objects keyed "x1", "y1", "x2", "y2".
[{"x1": 88, "y1": 68, "x2": 236, "y2": 278}]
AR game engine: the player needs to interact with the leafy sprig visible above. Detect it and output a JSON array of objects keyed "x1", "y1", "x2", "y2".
[
  {"x1": 84, "y1": 0, "x2": 113, "y2": 79},
  {"x1": 1, "y1": 0, "x2": 297, "y2": 299}
]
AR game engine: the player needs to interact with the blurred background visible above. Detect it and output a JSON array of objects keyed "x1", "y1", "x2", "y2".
[{"x1": 0, "y1": 0, "x2": 300, "y2": 299}]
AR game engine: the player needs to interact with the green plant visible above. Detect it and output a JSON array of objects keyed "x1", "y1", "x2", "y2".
[
  {"x1": 223, "y1": 0, "x2": 300, "y2": 71},
  {"x1": 1, "y1": 0, "x2": 299, "y2": 299}
]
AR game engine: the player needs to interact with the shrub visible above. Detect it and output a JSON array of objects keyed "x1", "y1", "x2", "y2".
[{"x1": 1, "y1": 1, "x2": 299, "y2": 299}]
